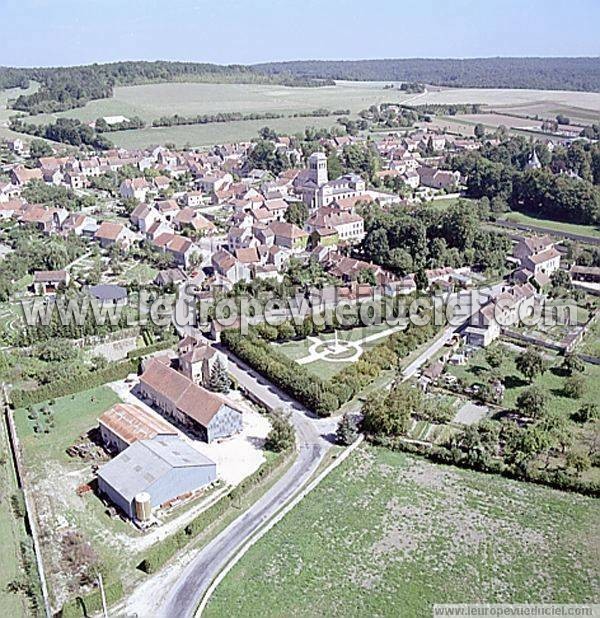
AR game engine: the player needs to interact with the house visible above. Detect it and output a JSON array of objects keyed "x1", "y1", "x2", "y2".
[
  {"x1": 184, "y1": 191, "x2": 204, "y2": 207},
  {"x1": 154, "y1": 267, "x2": 187, "y2": 288},
  {"x1": 10, "y1": 166, "x2": 43, "y2": 186},
  {"x1": 306, "y1": 207, "x2": 365, "y2": 243},
  {"x1": 570, "y1": 265, "x2": 600, "y2": 284},
  {"x1": 94, "y1": 221, "x2": 135, "y2": 249},
  {"x1": 33, "y1": 270, "x2": 69, "y2": 295},
  {"x1": 97, "y1": 434, "x2": 216, "y2": 520},
  {"x1": 99, "y1": 403, "x2": 177, "y2": 453},
  {"x1": 466, "y1": 282, "x2": 536, "y2": 347},
  {"x1": 130, "y1": 203, "x2": 159, "y2": 233},
  {"x1": 513, "y1": 235, "x2": 560, "y2": 279},
  {"x1": 417, "y1": 167, "x2": 460, "y2": 190},
  {"x1": 19, "y1": 206, "x2": 58, "y2": 234},
  {"x1": 138, "y1": 358, "x2": 243, "y2": 442},
  {"x1": 179, "y1": 341, "x2": 228, "y2": 387},
  {"x1": 269, "y1": 221, "x2": 309, "y2": 252},
  {"x1": 120, "y1": 177, "x2": 150, "y2": 202},
  {"x1": 212, "y1": 249, "x2": 251, "y2": 284}
]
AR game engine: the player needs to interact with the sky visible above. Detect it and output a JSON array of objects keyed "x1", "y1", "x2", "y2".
[{"x1": 1, "y1": 0, "x2": 599, "y2": 67}]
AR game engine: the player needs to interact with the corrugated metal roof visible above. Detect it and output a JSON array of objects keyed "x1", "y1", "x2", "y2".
[{"x1": 98, "y1": 435, "x2": 215, "y2": 502}]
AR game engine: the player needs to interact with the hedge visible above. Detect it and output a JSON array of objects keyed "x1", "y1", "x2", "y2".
[
  {"x1": 138, "y1": 449, "x2": 290, "y2": 574},
  {"x1": 59, "y1": 580, "x2": 124, "y2": 618},
  {"x1": 127, "y1": 337, "x2": 176, "y2": 359},
  {"x1": 371, "y1": 436, "x2": 600, "y2": 498},
  {"x1": 10, "y1": 359, "x2": 140, "y2": 407},
  {"x1": 221, "y1": 320, "x2": 442, "y2": 416}
]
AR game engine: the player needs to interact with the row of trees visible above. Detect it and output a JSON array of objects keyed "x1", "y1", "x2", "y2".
[
  {"x1": 152, "y1": 111, "x2": 284, "y2": 128},
  {"x1": 9, "y1": 117, "x2": 112, "y2": 150}
]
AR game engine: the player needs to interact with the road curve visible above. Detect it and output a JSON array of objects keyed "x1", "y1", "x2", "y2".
[{"x1": 154, "y1": 361, "x2": 330, "y2": 618}]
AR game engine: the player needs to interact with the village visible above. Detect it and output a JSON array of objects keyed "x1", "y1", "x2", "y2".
[{"x1": 0, "y1": 112, "x2": 599, "y2": 616}]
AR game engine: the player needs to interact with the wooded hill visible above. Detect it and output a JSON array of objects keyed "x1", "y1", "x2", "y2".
[{"x1": 254, "y1": 57, "x2": 600, "y2": 92}]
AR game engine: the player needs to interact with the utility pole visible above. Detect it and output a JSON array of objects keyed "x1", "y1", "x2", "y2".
[{"x1": 97, "y1": 573, "x2": 108, "y2": 618}]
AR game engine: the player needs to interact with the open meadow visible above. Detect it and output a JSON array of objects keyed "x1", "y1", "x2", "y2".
[{"x1": 205, "y1": 445, "x2": 600, "y2": 617}]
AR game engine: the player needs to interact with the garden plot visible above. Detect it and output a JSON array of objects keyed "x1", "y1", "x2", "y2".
[{"x1": 275, "y1": 323, "x2": 404, "y2": 379}]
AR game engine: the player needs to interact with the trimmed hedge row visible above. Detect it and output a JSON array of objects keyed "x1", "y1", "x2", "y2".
[
  {"x1": 127, "y1": 337, "x2": 176, "y2": 359},
  {"x1": 371, "y1": 436, "x2": 600, "y2": 498},
  {"x1": 137, "y1": 449, "x2": 290, "y2": 574},
  {"x1": 221, "y1": 320, "x2": 441, "y2": 416},
  {"x1": 10, "y1": 359, "x2": 140, "y2": 407},
  {"x1": 59, "y1": 580, "x2": 124, "y2": 618}
]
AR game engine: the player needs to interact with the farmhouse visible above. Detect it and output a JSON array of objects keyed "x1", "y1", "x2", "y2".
[
  {"x1": 139, "y1": 358, "x2": 243, "y2": 442},
  {"x1": 97, "y1": 434, "x2": 216, "y2": 520}
]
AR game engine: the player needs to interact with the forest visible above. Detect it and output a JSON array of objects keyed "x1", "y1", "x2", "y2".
[{"x1": 255, "y1": 57, "x2": 600, "y2": 92}]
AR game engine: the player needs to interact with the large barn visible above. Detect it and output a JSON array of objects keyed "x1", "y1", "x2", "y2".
[
  {"x1": 138, "y1": 358, "x2": 243, "y2": 443},
  {"x1": 97, "y1": 434, "x2": 216, "y2": 519}
]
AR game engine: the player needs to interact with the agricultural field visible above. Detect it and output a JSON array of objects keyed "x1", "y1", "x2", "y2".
[
  {"x1": 205, "y1": 445, "x2": 600, "y2": 617},
  {"x1": 15, "y1": 81, "x2": 600, "y2": 148}
]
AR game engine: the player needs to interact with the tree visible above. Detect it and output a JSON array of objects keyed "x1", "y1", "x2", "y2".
[
  {"x1": 474, "y1": 123, "x2": 486, "y2": 139},
  {"x1": 573, "y1": 402, "x2": 599, "y2": 424},
  {"x1": 560, "y1": 353, "x2": 584, "y2": 376},
  {"x1": 264, "y1": 410, "x2": 295, "y2": 452},
  {"x1": 551, "y1": 269, "x2": 571, "y2": 292},
  {"x1": 485, "y1": 345, "x2": 504, "y2": 369},
  {"x1": 207, "y1": 358, "x2": 230, "y2": 393},
  {"x1": 566, "y1": 450, "x2": 590, "y2": 474},
  {"x1": 516, "y1": 385, "x2": 547, "y2": 419},
  {"x1": 29, "y1": 138, "x2": 53, "y2": 159},
  {"x1": 361, "y1": 383, "x2": 421, "y2": 437},
  {"x1": 336, "y1": 413, "x2": 360, "y2": 445},
  {"x1": 284, "y1": 202, "x2": 309, "y2": 227},
  {"x1": 563, "y1": 374, "x2": 586, "y2": 399},
  {"x1": 515, "y1": 347, "x2": 545, "y2": 382}
]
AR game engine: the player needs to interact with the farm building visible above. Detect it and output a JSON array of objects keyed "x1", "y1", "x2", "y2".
[
  {"x1": 98, "y1": 403, "x2": 177, "y2": 453},
  {"x1": 139, "y1": 358, "x2": 243, "y2": 442},
  {"x1": 97, "y1": 434, "x2": 216, "y2": 519}
]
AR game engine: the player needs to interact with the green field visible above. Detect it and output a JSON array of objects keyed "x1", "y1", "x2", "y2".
[
  {"x1": 498, "y1": 212, "x2": 600, "y2": 239},
  {"x1": 205, "y1": 445, "x2": 600, "y2": 617},
  {"x1": 28, "y1": 80, "x2": 411, "y2": 148}
]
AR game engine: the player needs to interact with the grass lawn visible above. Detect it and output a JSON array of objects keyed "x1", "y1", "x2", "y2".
[
  {"x1": 205, "y1": 445, "x2": 600, "y2": 617},
  {"x1": 0, "y1": 419, "x2": 30, "y2": 618},
  {"x1": 13, "y1": 386, "x2": 121, "y2": 469},
  {"x1": 498, "y1": 212, "x2": 600, "y2": 239}
]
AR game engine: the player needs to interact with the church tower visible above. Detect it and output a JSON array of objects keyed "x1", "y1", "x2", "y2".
[{"x1": 308, "y1": 151, "x2": 328, "y2": 187}]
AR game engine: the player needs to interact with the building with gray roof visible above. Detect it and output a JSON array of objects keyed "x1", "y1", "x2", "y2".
[{"x1": 97, "y1": 434, "x2": 216, "y2": 519}]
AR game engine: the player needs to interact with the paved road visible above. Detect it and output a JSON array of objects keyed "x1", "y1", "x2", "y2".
[{"x1": 152, "y1": 357, "x2": 331, "y2": 618}]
